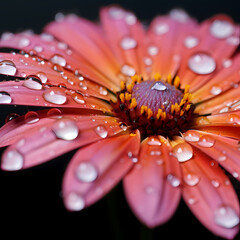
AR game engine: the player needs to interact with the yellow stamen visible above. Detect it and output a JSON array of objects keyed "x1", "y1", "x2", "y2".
[
  {"x1": 179, "y1": 98, "x2": 186, "y2": 107},
  {"x1": 154, "y1": 73, "x2": 161, "y2": 81},
  {"x1": 180, "y1": 110, "x2": 184, "y2": 116},
  {"x1": 167, "y1": 74, "x2": 172, "y2": 84},
  {"x1": 156, "y1": 109, "x2": 162, "y2": 119},
  {"x1": 175, "y1": 103, "x2": 180, "y2": 113},
  {"x1": 125, "y1": 93, "x2": 132, "y2": 101},
  {"x1": 161, "y1": 111, "x2": 166, "y2": 120},
  {"x1": 184, "y1": 84, "x2": 190, "y2": 94},
  {"x1": 174, "y1": 76, "x2": 180, "y2": 88},
  {"x1": 171, "y1": 104, "x2": 175, "y2": 113},
  {"x1": 130, "y1": 98, "x2": 137, "y2": 109},
  {"x1": 120, "y1": 81, "x2": 126, "y2": 91},
  {"x1": 183, "y1": 93, "x2": 190, "y2": 101},
  {"x1": 147, "y1": 108, "x2": 153, "y2": 119},
  {"x1": 131, "y1": 75, "x2": 141, "y2": 84},
  {"x1": 119, "y1": 93, "x2": 125, "y2": 103},
  {"x1": 185, "y1": 104, "x2": 191, "y2": 111},
  {"x1": 187, "y1": 93, "x2": 193, "y2": 102},
  {"x1": 127, "y1": 83, "x2": 133, "y2": 93},
  {"x1": 140, "y1": 105, "x2": 146, "y2": 115}
]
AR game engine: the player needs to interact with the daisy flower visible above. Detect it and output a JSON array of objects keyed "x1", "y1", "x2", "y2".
[{"x1": 0, "y1": 5, "x2": 240, "y2": 239}]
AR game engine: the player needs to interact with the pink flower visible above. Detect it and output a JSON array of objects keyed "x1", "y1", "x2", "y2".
[{"x1": 1, "y1": 5, "x2": 240, "y2": 239}]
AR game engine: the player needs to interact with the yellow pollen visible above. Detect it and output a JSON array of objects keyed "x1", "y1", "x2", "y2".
[
  {"x1": 187, "y1": 94, "x2": 193, "y2": 102},
  {"x1": 171, "y1": 104, "x2": 175, "y2": 114},
  {"x1": 185, "y1": 104, "x2": 191, "y2": 111},
  {"x1": 154, "y1": 73, "x2": 161, "y2": 81},
  {"x1": 175, "y1": 103, "x2": 180, "y2": 113},
  {"x1": 167, "y1": 74, "x2": 172, "y2": 84},
  {"x1": 161, "y1": 111, "x2": 166, "y2": 120},
  {"x1": 130, "y1": 98, "x2": 137, "y2": 109},
  {"x1": 119, "y1": 93, "x2": 125, "y2": 103},
  {"x1": 147, "y1": 108, "x2": 153, "y2": 119},
  {"x1": 180, "y1": 110, "x2": 184, "y2": 116},
  {"x1": 179, "y1": 98, "x2": 186, "y2": 107},
  {"x1": 183, "y1": 93, "x2": 190, "y2": 101},
  {"x1": 120, "y1": 81, "x2": 126, "y2": 91},
  {"x1": 156, "y1": 109, "x2": 162, "y2": 119},
  {"x1": 131, "y1": 75, "x2": 141, "y2": 84},
  {"x1": 174, "y1": 76, "x2": 180, "y2": 88},
  {"x1": 127, "y1": 83, "x2": 133, "y2": 93},
  {"x1": 125, "y1": 92, "x2": 132, "y2": 101},
  {"x1": 184, "y1": 84, "x2": 190, "y2": 93}
]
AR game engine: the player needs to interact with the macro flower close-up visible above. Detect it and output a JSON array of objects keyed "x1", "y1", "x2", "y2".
[{"x1": 1, "y1": 1, "x2": 240, "y2": 239}]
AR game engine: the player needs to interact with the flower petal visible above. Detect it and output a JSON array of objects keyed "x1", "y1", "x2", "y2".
[
  {"x1": 62, "y1": 130, "x2": 141, "y2": 211},
  {"x1": 181, "y1": 146, "x2": 239, "y2": 239},
  {"x1": 123, "y1": 136, "x2": 181, "y2": 227}
]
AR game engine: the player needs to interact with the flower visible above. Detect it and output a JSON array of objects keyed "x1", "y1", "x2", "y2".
[{"x1": 0, "y1": 5, "x2": 240, "y2": 239}]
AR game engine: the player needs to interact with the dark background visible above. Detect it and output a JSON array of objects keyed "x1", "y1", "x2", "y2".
[{"x1": 0, "y1": 0, "x2": 240, "y2": 239}]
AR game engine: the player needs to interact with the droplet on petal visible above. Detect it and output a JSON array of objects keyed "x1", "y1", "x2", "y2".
[
  {"x1": 75, "y1": 162, "x2": 98, "y2": 183},
  {"x1": 52, "y1": 119, "x2": 79, "y2": 140},
  {"x1": 183, "y1": 173, "x2": 200, "y2": 186},
  {"x1": 184, "y1": 131, "x2": 200, "y2": 142},
  {"x1": 2, "y1": 150, "x2": 24, "y2": 171},
  {"x1": 0, "y1": 91, "x2": 12, "y2": 103},
  {"x1": 43, "y1": 88, "x2": 67, "y2": 105},
  {"x1": 125, "y1": 12, "x2": 137, "y2": 25},
  {"x1": 121, "y1": 64, "x2": 136, "y2": 76},
  {"x1": 154, "y1": 23, "x2": 169, "y2": 35},
  {"x1": 24, "y1": 111, "x2": 39, "y2": 124},
  {"x1": 167, "y1": 174, "x2": 181, "y2": 187},
  {"x1": 210, "y1": 20, "x2": 234, "y2": 39},
  {"x1": 36, "y1": 72, "x2": 48, "y2": 83},
  {"x1": 147, "y1": 137, "x2": 161, "y2": 146},
  {"x1": 228, "y1": 114, "x2": 240, "y2": 125},
  {"x1": 147, "y1": 45, "x2": 159, "y2": 56},
  {"x1": 119, "y1": 122, "x2": 128, "y2": 131},
  {"x1": 120, "y1": 37, "x2": 137, "y2": 50},
  {"x1": 65, "y1": 192, "x2": 85, "y2": 211},
  {"x1": 50, "y1": 54, "x2": 66, "y2": 67},
  {"x1": 170, "y1": 9, "x2": 189, "y2": 23},
  {"x1": 72, "y1": 93, "x2": 85, "y2": 104},
  {"x1": 188, "y1": 53, "x2": 216, "y2": 75},
  {"x1": 214, "y1": 205, "x2": 239, "y2": 228},
  {"x1": 0, "y1": 60, "x2": 17, "y2": 75},
  {"x1": 173, "y1": 142, "x2": 193, "y2": 162},
  {"x1": 18, "y1": 37, "x2": 30, "y2": 47},
  {"x1": 197, "y1": 135, "x2": 215, "y2": 147},
  {"x1": 184, "y1": 36, "x2": 199, "y2": 48},
  {"x1": 23, "y1": 75, "x2": 43, "y2": 90},
  {"x1": 210, "y1": 85, "x2": 222, "y2": 95},
  {"x1": 94, "y1": 125, "x2": 108, "y2": 138},
  {"x1": 211, "y1": 179, "x2": 220, "y2": 188},
  {"x1": 5, "y1": 113, "x2": 20, "y2": 123},
  {"x1": 47, "y1": 108, "x2": 62, "y2": 118}
]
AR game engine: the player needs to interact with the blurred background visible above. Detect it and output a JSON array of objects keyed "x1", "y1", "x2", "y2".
[{"x1": 0, "y1": 0, "x2": 240, "y2": 239}]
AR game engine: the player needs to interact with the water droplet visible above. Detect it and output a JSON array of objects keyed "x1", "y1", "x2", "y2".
[
  {"x1": 151, "y1": 82, "x2": 167, "y2": 91},
  {"x1": 75, "y1": 162, "x2": 98, "y2": 183},
  {"x1": 94, "y1": 125, "x2": 108, "y2": 138},
  {"x1": 210, "y1": 85, "x2": 222, "y2": 95},
  {"x1": 211, "y1": 179, "x2": 220, "y2": 188},
  {"x1": 23, "y1": 75, "x2": 43, "y2": 90},
  {"x1": 55, "y1": 12, "x2": 65, "y2": 22},
  {"x1": 119, "y1": 122, "x2": 128, "y2": 131},
  {"x1": 41, "y1": 33, "x2": 54, "y2": 42},
  {"x1": 147, "y1": 137, "x2": 161, "y2": 146},
  {"x1": 108, "y1": 7, "x2": 125, "y2": 19},
  {"x1": 173, "y1": 142, "x2": 193, "y2": 162},
  {"x1": 210, "y1": 20, "x2": 234, "y2": 39},
  {"x1": 227, "y1": 36, "x2": 240, "y2": 45},
  {"x1": 0, "y1": 91, "x2": 12, "y2": 103},
  {"x1": 188, "y1": 197, "x2": 197, "y2": 205},
  {"x1": 24, "y1": 111, "x2": 39, "y2": 124},
  {"x1": 154, "y1": 23, "x2": 169, "y2": 35},
  {"x1": 183, "y1": 173, "x2": 200, "y2": 186},
  {"x1": 170, "y1": 9, "x2": 189, "y2": 23},
  {"x1": 195, "y1": 116, "x2": 211, "y2": 125},
  {"x1": 218, "y1": 155, "x2": 227, "y2": 162},
  {"x1": 184, "y1": 130, "x2": 200, "y2": 142},
  {"x1": 125, "y1": 12, "x2": 137, "y2": 25},
  {"x1": 18, "y1": 37, "x2": 30, "y2": 47},
  {"x1": 197, "y1": 135, "x2": 215, "y2": 147},
  {"x1": 47, "y1": 108, "x2": 62, "y2": 118},
  {"x1": 148, "y1": 45, "x2": 159, "y2": 56},
  {"x1": 131, "y1": 157, "x2": 138, "y2": 163},
  {"x1": 214, "y1": 205, "x2": 239, "y2": 228},
  {"x1": 5, "y1": 113, "x2": 20, "y2": 123},
  {"x1": 120, "y1": 37, "x2": 137, "y2": 50},
  {"x1": 232, "y1": 171, "x2": 239, "y2": 178},
  {"x1": 150, "y1": 150, "x2": 162, "y2": 156},
  {"x1": 34, "y1": 45, "x2": 43, "y2": 53},
  {"x1": 65, "y1": 192, "x2": 85, "y2": 211},
  {"x1": 228, "y1": 114, "x2": 240, "y2": 125},
  {"x1": 188, "y1": 53, "x2": 216, "y2": 75},
  {"x1": 121, "y1": 64, "x2": 136, "y2": 76},
  {"x1": 222, "y1": 59, "x2": 232, "y2": 68},
  {"x1": 99, "y1": 86, "x2": 108, "y2": 96},
  {"x1": 50, "y1": 54, "x2": 66, "y2": 67},
  {"x1": 167, "y1": 174, "x2": 180, "y2": 187},
  {"x1": 143, "y1": 57, "x2": 152, "y2": 66},
  {"x1": 52, "y1": 119, "x2": 79, "y2": 140},
  {"x1": 2, "y1": 149, "x2": 24, "y2": 171},
  {"x1": 36, "y1": 72, "x2": 47, "y2": 83},
  {"x1": 72, "y1": 93, "x2": 85, "y2": 104},
  {"x1": 43, "y1": 88, "x2": 67, "y2": 105},
  {"x1": 0, "y1": 60, "x2": 17, "y2": 75},
  {"x1": 184, "y1": 36, "x2": 199, "y2": 48}
]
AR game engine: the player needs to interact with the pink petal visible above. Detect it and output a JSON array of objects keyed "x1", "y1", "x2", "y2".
[
  {"x1": 123, "y1": 136, "x2": 181, "y2": 227},
  {"x1": 1, "y1": 114, "x2": 123, "y2": 170},
  {"x1": 181, "y1": 146, "x2": 239, "y2": 239},
  {"x1": 62, "y1": 130, "x2": 141, "y2": 211}
]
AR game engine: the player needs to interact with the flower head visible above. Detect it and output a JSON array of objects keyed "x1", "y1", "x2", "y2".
[{"x1": 0, "y1": 5, "x2": 240, "y2": 239}]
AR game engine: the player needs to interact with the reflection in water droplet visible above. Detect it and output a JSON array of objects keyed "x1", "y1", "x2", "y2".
[
  {"x1": 72, "y1": 93, "x2": 85, "y2": 104},
  {"x1": 211, "y1": 179, "x2": 220, "y2": 188},
  {"x1": 0, "y1": 60, "x2": 17, "y2": 75},
  {"x1": 52, "y1": 119, "x2": 79, "y2": 140},
  {"x1": 76, "y1": 162, "x2": 98, "y2": 183},
  {"x1": 183, "y1": 173, "x2": 200, "y2": 186},
  {"x1": 167, "y1": 174, "x2": 180, "y2": 187},
  {"x1": 0, "y1": 91, "x2": 12, "y2": 103},
  {"x1": 18, "y1": 37, "x2": 30, "y2": 47},
  {"x1": 184, "y1": 130, "x2": 200, "y2": 142},
  {"x1": 36, "y1": 72, "x2": 48, "y2": 83},
  {"x1": 197, "y1": 135, "x2": 215, "y2": 147},
  {"x1": 210, "y1": 85, "x2": 222, "y2": 95},
  {"x1": 47, "y1": 108, "x2": 62, "y2": 118},
  {"x1": 151, "y1": 82, "x2": 167, "y2": 91},
  {"x1": 121, "y1": 65, "x2": 136, "y2": 76},
  {"x1": 43, "y1": 88, "x2": 67, "y2": 105},
  {"x1": 65, "y1": 192, "x2": 85, "y2": 211},
  {"x1": 5, "y1": 113, "x2": 20, "y2": 123},
  {"x1": 173, "y1": 142, "x2": 193, "y2": 162},
  {"x1": 2, "y1": 149, "x2": 24, "y2": 171},
  {"x1": 119, "y1": 122, "x2": 128, "y2": 131},
  {"x1": 23, "y1": 75, "x2": 43, "y2": 90},
  {"x1": 50, "y1": 54, "x2": 66, "y2": 67},
  {"x1": 147, "y1": 137, "x2": 161, "y2": 146},
  {"x1": 94, "y1": 125, "x2": 108, "y2": 138},
  {"x1": 24, "y1": 111, "x2": 39, "y2": 124},
  {"x1": 210, "y1": 20, "x2": 234, "y2": 39}
]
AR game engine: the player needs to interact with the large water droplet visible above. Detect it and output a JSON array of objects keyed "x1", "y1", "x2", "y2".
[
  {"x1": 120, "y1": 37, "x2": 137, "y2": 50},
  {"x1": 210, "y1": 20, "x2": 234, "y2": 39},
  {"x1": 125, "y1": 12, "x2": 137, "y2": 25},
  {"x1": 188, "y1": 53, "x2": 216, "y2": 75},
  {"x1": 2, "y1": 149, "x2": 24, "y2": 171},
  {"x1": 154, "y1": 23, "x2": 169, "y2": 35},
  {"x1": 184, "y1": 36, "x2": 199, "y2": 48},
  {"x1": 210, "y1": 85, "x2": 222, "y2": 95},
  {"x1": 43, "y1": 88, "x2": 67, "y2": 105},
  {"x1": 52, "y1": 119, "x2": 79, "y2": 140},
  {"x1": 197, "y1": 135, "x2": 215, "y2": 147},
  {"x1": 65, "y1": 192, "x2": 85, "y2": 211},
  {"x1": 0, "y1": 91, "x2": 12, "y2": 103},
  {"x1": 0, "y1": 60, "x2": 17, "y2": 75},
  {"x1": 36, "y1": 72, "x2": 48, "y2": 83},
  {"x1": 94, "y1": 125, "x2": 108, "y2": 138},
  {"x1": 183, "y1": 173, "x2": 200, "y2": 186},
  {"x1": 173, "y1": 142, "x2": 193, "y2": 162},
  {"x1": 47, "y1": 108, "x2": 62, "y2": 118},
  {"x1": 214, "y1": 205, "x2": 239, "y2": 228},
  {"x1": 184, "y1": 130, "x2": 200, "y2": 142},
  {"x1": 99, "y1": 86, "x2": 108, "y2": 96},
  {"x1": 75, "y1": 162, "x2": 98, "y2": 183},
  {"x1": 151, "y1": 82, "x2": 167, "y2": 91},
  {"x1": 50, "y1": 54, "x2": 66, "y2": 67},
  {"x1": 121, "y1": 64, "x2": 136, "y2": 76},
  {"x1": 167, "y1": 174, "x2": 181, "y2": 187},
  {"x1": 23, "y1": 75, "x2": 43, "y2": 90},
  {"x1": 24, "y1": 111, "x2": 39, "y2": 124}
]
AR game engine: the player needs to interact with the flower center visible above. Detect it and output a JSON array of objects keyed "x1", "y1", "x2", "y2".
[{"x1": 111, "y1": 74, "x2": 195, "y2": 139}]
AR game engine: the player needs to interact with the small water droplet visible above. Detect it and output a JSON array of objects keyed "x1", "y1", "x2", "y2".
[
  {"x1": 151, "y1": 82, "x2": 167, "y2": 91},
  {"x1": 148, "y1": 45, "x2": 159, "y2": 56},
  {"x1": 119, "y1": 122, "x2": 128, "y2": 131},
  {"x1": 210, "y1": 20, "x2": 234, "y2": 39},
  {"x1": 18, "y1": 37, "x2": 30, "y2": 48},
  {"x1": 184, "y1": 36, "x2": 199, "y2": 48},
  {"x1": 195, "y1": 116, "x2": 211, "y2": 125},
  {"x1": 173, "y1": 142, "x2": 193, "y2": 162},
  {"x1": 232, "y1": 171, "x2": 239, "y2": 178},
  {"x1": 5, "y1": 113, "x2": 20, "y2": 123},
  {"x1": 167, "y1": 174, "x2": 181, "y2": 187},
  {"x1": 184, "y1": 130, "x2": 200, "y2": 142},
  {"x1": 145, "y1": 186, "x2": 156, "y2": 195},
  {"x1": 41, "y1": 33, "x2": 54, "y2": 42},
  {"x1": 188, "y1": 197, "x2": 197, "y2": 205},
  {"x1": 72, "y1": 93, "x2": 85, "y2": 104},
  {"x1": 197, "y1": 135, "x2": 215, "y2": 147},
  {"x1": 55, "y1": 12, "x2": 65, "y2": 22},
  {"x1": 125, "y1": 12, "x2": 137, "y2": 25},
  {"x1": 222, "y1": 59, "x2": 232, "y2": 68},
  {"x1": 36, "y1": 72, "x2": 47, "y2": 83},
  {"x1": 65, "y1": 192, "x2": 85, "y2": 211},
  {"x1": 227, "y1": 36, "x2": 240, "y2": 45},
  {"x1": 228, "y1": 114, "x2": 240, "y2": 125},
  {"x1": 34, "y1": 45, "x2": 43, "y2": 53},
  {"x1": 99, "y1": 86, "x2": 108, "y2": 96},
  {"x1": 47, "y1": 108, "x2": 62, "y2": 118},
  {"x1": 0, "y1": 60, "x2": 17, "y2": 75},
  {"x1": 214, "y1": 205, "x2": 239, "y2": 228},
  {"x1": 218, "y1": 155, "x2": 227, "y2": 162},
  {"x1": 211, "y1": 179, "x2": 220, "y2": 188},
  {"x1": 154, "y1": 23, "x2": 169, "y2": 35},
  {"x1": 75, "y1": 162, "x2": 98, "y2": 183},
  {"x1": 50, "y1": 54, "x2": 66, "y2": 67},
  {"x1": 150, "y1": 150, "x2": 162, "y2": 156},
  {"x1": 120, "y1": 36, "x2": 137, "y2": 50},
  {"x1": 183, "y1": 173, "x2": 200, "y2": 186},
  {"x1": 2, "y1": 149, "x2": 24, "y2": 171},
  {"x1": 143, "y1": 57, "x2": 152, "y2": 66},
  {"x1": 24, "y1": 111, "x2": 39, "y2": 124},
  {"x1": 43, "y1": 88, "x2": 67, "y2": 105},
  {"x1": 121, "y1": 64, "x2": 136, "y2": 76},
  {"x1": 210, "y1": 85, "x2": 222, "y2": 95},
  {"x1": 23, "y1": 75, "x2": 42, "y2": 90},
  {"x1": 147, "y1": 137, "x2": 161, "y2": 146},
  {"x1": 94, "y1": 125, "x2": 108, "y2": 138},
  {"x1": 52, "y1": 119, "x2": 79, "y2": 140},
  {"x1": 170, "y1": 9, "x2": 189, "y2": 22},
  {"x1": 188, "y1": 53, "x2": 216, "y2": 75},
  {"x1": 108, "y1": 7, "x2": 125, "y2": 19},
  {"x1": 0, "y1": 91, "x2": 12, "y2": 103}
]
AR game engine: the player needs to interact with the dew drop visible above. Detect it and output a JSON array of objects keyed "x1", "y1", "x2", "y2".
[
  {"x1": 214, "y1": 205, "x2": 239, "y2": 228},
  {"x1": 121, "y1": 64, "x2": 136, "y2": 76},
  {"x1": 197, "y1": 135, "x2": 215, "y2": 148},
  {"x1": 211, "y1": 179, "x2": 220, "y2": 188},
  {"x1": 65, "y1": 192, "x2": 85, "y2": 211},
  {"x1": 108, "y1": 7, "x2": 125, "y2": 19},
  {"x1": 94, "y1": 125, "x2": 108, "y2": 138},
  {"x1": 195, "y1": 116, "x2": 211, "y2": 125},
  {"x1": 154, "y1": 23, "x2": 169, "y2": 35},
  {"x1": 150, "y1": 150, "x2": 162, "y2": 156},
  {"x1": 151, "y1": 82, "x2": 167, "y2": 91},
  {"x1": 41, "y1": 33, "x2": 54, "y2": 42},
  {"x1": 99, "y1": 86, "x2": 108, "y2": 96},
  {"x1": 0, "y1": 91, "x2": 12, "y2": 103},
  {"x1": 43, "y1": 88, "x2": 67, "y2": 105},
  {"x1": 0, "y1": 60, "x2": 17, "y2": 75},
  {"x1": 188, "y1": 53, "x2": 216, "y2": 75},
  {"x1": 147, "y1": 137, "x2": 161, "y2": 146},
  {"x1": 72, "y1": 93, "x2": 85, "y2": 104},
  {"x1": 119, "y1": 122, "x2": 128, "y2": 131},
  {"x1": 210, "y1": 20, "x2": 234, "y2": 39},
  {"x1": 2, "y1": 149, "x2": 24, "y2": 171},
  {"x1": 5, "y1": 113, "x2": 20, "y2": 123},
  {"x1": 18, "y1": 37, "x2": 30, "y2": 47},
  {"x1": 188, "y1": 197, "x2": 197, "y2": 205},
  {"x1": 210, "y1": 85, "x2": 222, "y2": 95},
  {"x1": 24, "y1": 111, "x2": 39, "y2": 124},
  {"x1": 23, "y1": 75, "x2": 43, "y2": 90},
  {"x1": 184, "y1": 36, "x2": 199, "y2": 48},
  {"x1": 143, "y1": 57, "x2": 152, "y2": 66},
  {"x1": 50, "y1": 54, "x2": 66, "y2": 67},
  {"x1": 148, "y1": 45, "x2": 159, "y2": 56},
  {"x1": 218, "y1": 155, "x2": 227, "y2": 162},
  {"x1": 125, "y1": 13, "x2": 137, "y2": 25},
  {"x1": 52, "y1": 119, "x2": 79, "y2": 140},
  {"x1": 167, "y1": 174, "x2": 180, "y2": 187},
  {"x1": 47, "y1": 108, "x2": 62, "y2": 118},
  {"x1": 34, "y1": 45, "x2": 43, "y2": 53},
  {"x1": 170, "y1": 9, "x2": 189, "y2": 23},
  {"x1": 173, "y1": 142, "x2": 193, "y2": 162},
  {"x1": 227, "y1": 36, "x2": 240, "y2": 45},
  {"x1": 145, "y1": 186, "x2": 156, "y2": 195},
  {"x1": 183, "y1": 173, "x2": 200, "y2": 186},
  {"x1": 222, "y1": 59, "x2": 232, "y2": 68},
  {"x1": 120, "y1": 37, "x2": 137, "y2": 50},
  {"x1": 228, "y1": 114, "x2": 240, "y2": 125},
  {"x1": 184, "y1": 130, "x2": 200, "y2": 142},
  {"x1": 76, "y1": 162, "x2": 98, "y2": 183},
  {"x1": 36, "y1": 72, "x2": 47, "y2": 83}
]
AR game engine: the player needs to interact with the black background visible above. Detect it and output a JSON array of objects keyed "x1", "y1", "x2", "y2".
[{"x1": 0, "y1": 0, "x2": 240, "y2": 239}]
